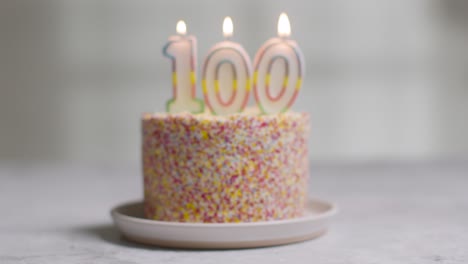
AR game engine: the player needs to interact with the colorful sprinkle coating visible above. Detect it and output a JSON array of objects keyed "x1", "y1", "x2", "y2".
[{"x1": 142, "y1": 109, "x2": 310, "y2": 223}]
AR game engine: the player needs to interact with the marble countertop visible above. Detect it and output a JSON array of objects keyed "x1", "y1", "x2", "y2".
[{"x1": 0, "y1": 161, "x2": 467, "y2": 264}]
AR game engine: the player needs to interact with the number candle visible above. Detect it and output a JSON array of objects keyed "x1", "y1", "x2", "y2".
[
  {"x1": 202, "y1": 17, "x2": 252, "y2": 115},
  {"x1": 163, "y1": 20, "x2": 204, "y2": 113},
  {"x1": 253, "y1": 13, "x2": 305, "y2": 114}
]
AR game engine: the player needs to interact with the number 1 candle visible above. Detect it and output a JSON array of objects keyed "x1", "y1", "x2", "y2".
[
  {"x1": 253, "y1": 13, "x2": 305, "y2": 114},
  {"x1": 163, "y1": 20, "x2": 204, "y2": 113},
  {"x1": 202, "y1": 17, "x2": 252, "y2": 115}
]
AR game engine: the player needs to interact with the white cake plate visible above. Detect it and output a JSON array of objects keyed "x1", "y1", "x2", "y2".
[{"x1": 111, "y1": 199, "x2": 338, "y2": 249}]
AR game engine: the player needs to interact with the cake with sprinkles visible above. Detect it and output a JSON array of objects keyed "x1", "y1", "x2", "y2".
[{"x1": 142, "y1": 108, "x2": 310, "y2": 223}]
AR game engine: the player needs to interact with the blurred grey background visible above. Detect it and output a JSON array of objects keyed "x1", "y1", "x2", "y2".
[{"x1": 0, "y1": 0, "x2": 467, "y2": 163}]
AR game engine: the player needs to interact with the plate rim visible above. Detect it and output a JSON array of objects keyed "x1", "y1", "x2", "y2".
[{"x1": 111, "y1": 198, "x2": 338, "y2": 228}]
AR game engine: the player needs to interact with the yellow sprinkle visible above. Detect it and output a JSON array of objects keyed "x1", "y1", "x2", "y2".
[
  {"x1": 213, "y1": 179, "x2": 220, "y2": 187},
  {"x1": 283, "y1": 76, "x2": 289, "y2": 87},
  {"x1": 161, "y1": 177, "x2": 169, "y2": 188},
  {"x1": 183, "y1": 212, "x2": 190, "y2": 221},
  {"x1": 248, "y1": 161, "x2": 256, "y2": 170},
  {"x1": 265, "y1": 74, "x2": 270, "y2": 86},
  {"x1": 201, "y1": 130, "x2": 208, "y2": 139}
]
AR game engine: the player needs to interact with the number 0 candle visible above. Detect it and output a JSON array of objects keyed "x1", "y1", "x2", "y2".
[
  {"x1": 163, "y1": 20, "x2": 204, "y2": 113},
  {"x1": 253, "y1": 13, "x2": 305, "y2": 114},
  {"x1": 202, "y1": 17, "x2": 252, "y2": 115}
]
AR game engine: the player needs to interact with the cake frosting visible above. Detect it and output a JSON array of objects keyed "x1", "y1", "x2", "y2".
[{"x1": 142, "y1": 109, "x2": 310, "y2": 223}]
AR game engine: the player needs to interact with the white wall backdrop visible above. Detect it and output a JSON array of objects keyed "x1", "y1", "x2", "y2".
[{"x1": 0, "y1": 0, "x2": 467, "y2": 163}]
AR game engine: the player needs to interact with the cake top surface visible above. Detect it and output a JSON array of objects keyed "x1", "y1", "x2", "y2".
[{"x1": 143, "y1": 107, "x2": 309, "y2": 122}]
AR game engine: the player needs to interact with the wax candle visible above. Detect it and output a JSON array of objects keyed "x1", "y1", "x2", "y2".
[
  {"x1": 163, "y1": 20, "x2": 204, "y2": 113},
  {"x1": 202, "y1": 17, "x2": 252, "y2": 115},
  {"x1": 253, "y1": 13, "x2": 304, "y2": 114}
]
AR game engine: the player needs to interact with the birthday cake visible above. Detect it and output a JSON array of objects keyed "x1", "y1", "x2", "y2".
[
  {"x1": 142, "y1": 109, "x2": 309, "y2": 223},
  {"x1": 143, "y1": 13, "x2": 308, "y2": 223}
]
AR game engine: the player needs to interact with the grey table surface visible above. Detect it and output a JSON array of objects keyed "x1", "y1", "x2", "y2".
[{"x1": 0, "y1": 161, "x2": 467, "y2": 264}]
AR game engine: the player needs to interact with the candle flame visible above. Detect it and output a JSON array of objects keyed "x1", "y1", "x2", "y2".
[
  {"x1": 223, "y1": 16, "x2": 233, "y2": 38},
  {"x1": 277, "y1": 13, "x2": 291, "y2": 37},
  {"x1": 176, "y1": 20, "x2": 187, "y2": 35}
]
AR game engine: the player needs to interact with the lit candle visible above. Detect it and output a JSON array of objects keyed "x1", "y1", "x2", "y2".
[
  {"x1": 253, "y1": 13, "x2": 305, "y2": 114},
  {"x1": 202, "y1": 17, "x2": 252, "y2": 115},
  {"x1": 163, "y1": 20, "x2": 204, "y2": 113}
]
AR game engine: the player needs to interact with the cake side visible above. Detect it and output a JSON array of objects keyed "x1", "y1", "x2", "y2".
[{"x1": 142, "y1": 111, "x2": 310, "y2": 223}]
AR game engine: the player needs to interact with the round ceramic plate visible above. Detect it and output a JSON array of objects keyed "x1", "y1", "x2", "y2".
[{"x1": 111, "y1": 199, "x2": 338, "y2": 249}]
